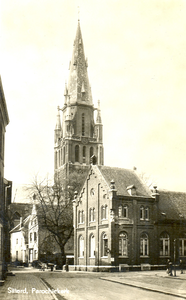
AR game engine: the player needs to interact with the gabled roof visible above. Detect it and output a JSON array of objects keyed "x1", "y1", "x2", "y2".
[
  {"x1": 97, "y1": 165, "x2": 152, "y2": 197},
  {"x1": 158, "y1": 190, "x2": 186, "y2": 221}
]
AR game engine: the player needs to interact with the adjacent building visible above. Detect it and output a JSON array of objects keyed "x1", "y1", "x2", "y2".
[
  {"x1": 73, "y1": 165, "x2": 186, "y2": 270},
  {"x1": 0, "y1": 77, "x2": 12, "y2": 280}
]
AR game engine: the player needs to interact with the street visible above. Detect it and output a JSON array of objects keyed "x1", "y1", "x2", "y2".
[{"x1": 0, "y1": 270, "x2": 185, "y2": 300}]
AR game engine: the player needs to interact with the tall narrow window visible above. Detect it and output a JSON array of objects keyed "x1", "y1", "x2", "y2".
[
  {"x1": 105, "y1": 205, "x2": 108, "y2": 219},
  {"x1": 79, "y1": 236, "x2": 84, "y2": 257},
  {"x1": 140, "y1": 206, "x2": 144, "y2": 220},
  {"x1": 118, "y1": 205, "x2": 122, "y2": 217},
  {"x1": 119, "y1": 232, "x2": 128, "y2": 256},
  {"x1": 140, "y1": 233, "x2": 149, "y2": 256},
  {"x1": 75, "y1": 145, "x2": 79, "y2": 162},
  {"x1": 82, "y1": 113, "x2": 85, "y2": 136},
  {"x1": 89, "y1": 234, "x2": 95, "y2": 257},
  {"x1": 101, "y1": 205, "x2": 105, "y2": 219},
  {"x1": 160, "y1": 232, "x2": 170, "y2": 256},
  {"x1": 101, "y1": 233, "x2": 108, "y2": 257},
  {"x1": 179, "y1": 233, "x2": 186, "y2": 256},
  {"x1": 124, "y1": 205, "x2": 128, "y2": 218},
  {"x1": 83, "y1": 146, "x2": 86, "y2": 163},
  {"x1": 145, "y1": 207, "x2": 149, "y2": 220},
  {"x1": 63, "y1": 146, "x2": 65, "y2": 164}
]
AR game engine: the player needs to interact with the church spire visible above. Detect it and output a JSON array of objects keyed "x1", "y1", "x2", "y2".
[{"x1": 67, "y1": 21, "x2": 93, "y2": 105}]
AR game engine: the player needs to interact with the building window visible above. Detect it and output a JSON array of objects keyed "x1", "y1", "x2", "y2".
[
  {"x1": 79, "y1": 235, "x2": 84, "y2": 257},
  {"x1": 140, "y1": 233, "x2": 149, "y2": 256},
  {"x1": 101, "y1": 205, "x2": 108, "y2": 220},
  {"x1": 160, "y1": 232, "x2": 170, "y2": 256},
  {"x1": 89, "y1": 234, "x2": 95, "y2": 257},
  {"x1": 145, "y1": 207, "x2": 149, "y2": 220},
  {"x1": 82, "y1": 113, "x2": 85, "y2": 136},
  {"x1": 16, "y1": 238, "x2": 18, "y2": 245},
  {"x1": 90, "y1": 147, "x2": 94, "y2": 161},
  {"x1": 63, "y1": 146, "x2": 65, "y2": 164},
  {"x1": 179, "y1": 233, "x2": 186, "y2": 256},
  {"x1": 119, "y1": 232, "x2": 128, "y2": 256},
  {"x1": 140, "y1": 206, "x2": 144, "y2": 220},
  {"x1": 30, "y1": 233, "x2": 32, "y2": 242},
  {"x1": 101, "y1": 233, "x2": 108, "y2": 257},
  {"x1": 75, "y1": 145, "x2": 79, "y2": 162},
  {"x1": 89, "y1": 208, "x2": 95, "y2": 222},
  {"x1": 83, "y1": 146, "x2": 86, "y2": 163},
  {"x1": 34, "y1": 232, "x2": 37, "y2": 241},
  {"x1": 78, "y1": 210, "x2": 84, "y2": 224},
  {"x1": 34, "y1": 250, "x2": 37, "y2": 260},
  {"x1": 124, "y1": 205, "x2": 128, "y2": 218},
  {"x1": 118, "y1": 205, "x2": 122, "y2": 217},
  {"x1": 16, "y1": 251, "x2": 18, "y2": 260}
]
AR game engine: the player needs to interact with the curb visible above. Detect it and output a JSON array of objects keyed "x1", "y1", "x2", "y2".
[{"x1": 100, "y1": 277, "x2": 186, "y2": 299}]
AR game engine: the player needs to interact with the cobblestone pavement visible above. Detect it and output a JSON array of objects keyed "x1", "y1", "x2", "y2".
[{"x1": 0, "y1": 273, "x2": 56, "y2": 300}]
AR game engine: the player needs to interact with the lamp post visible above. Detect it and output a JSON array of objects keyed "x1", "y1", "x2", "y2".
[{"x1": 174, "y1": 239, "x2": 176, "y2": 277}]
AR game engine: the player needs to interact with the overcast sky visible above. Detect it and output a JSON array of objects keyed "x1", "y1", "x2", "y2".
[{"x1": 1, "y1": 0, "x2": 186, "y2": 193}]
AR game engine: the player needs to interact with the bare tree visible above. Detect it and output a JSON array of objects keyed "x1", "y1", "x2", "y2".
[{"x1": 30, "y1": 169, "x2": 88, "y2": 265}]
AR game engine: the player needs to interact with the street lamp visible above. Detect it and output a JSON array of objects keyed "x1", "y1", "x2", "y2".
[{"x1": 174, "y1": 239, "x2": 176, "y2": 277}]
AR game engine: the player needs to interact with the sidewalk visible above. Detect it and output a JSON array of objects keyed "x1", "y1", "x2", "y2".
[
  {"x1": 0, "y1": 273, "x2": 56, "y2": 300},
  {"x1": 101, "y1": 270, "x2": 186, "y2": 299}
]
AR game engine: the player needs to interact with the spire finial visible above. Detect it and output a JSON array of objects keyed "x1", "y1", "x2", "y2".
[{"x1": 78, "y1": 6, "x2": 80, "y2": 21}]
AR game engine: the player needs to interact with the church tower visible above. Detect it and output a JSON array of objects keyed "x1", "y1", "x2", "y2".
[{"x1": 54, "y1": 21, "x2": 104, "y2": 178}]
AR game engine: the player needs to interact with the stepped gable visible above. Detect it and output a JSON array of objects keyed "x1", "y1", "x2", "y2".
[{"x1": 98, "y1": 165, "x2": 152, "y2": 197}]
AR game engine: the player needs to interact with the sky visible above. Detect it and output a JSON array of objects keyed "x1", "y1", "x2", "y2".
[{"x1": 1, "y1": 0, "x2": 186, "y2": 192}]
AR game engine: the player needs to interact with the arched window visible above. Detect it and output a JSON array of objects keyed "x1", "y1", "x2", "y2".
[
  {"x1": 78, "y1": 211, "x2": 84, "y2": 224},
  {"x1": 140, "y1": 233, "x2": 149, "y2": 256},
  {"x1": 124, "y1": 205, "x2": 128, "y2": 218},
  {"x1": 89, "y1": 234, "x2": 95, "y2": 257},
  {"x1": 140, "y1": 206, "x2": 144, "y2": 220},
  {"x1": 78, "y1": 211, "x2": 81, "y2": 224},
  {"x1": 90, "y1": 208, "x2": 95, "y2": 222},
  {"x1": 179, "y1": 233, "x2": 186, "y2": 257},
  {"x1": 83, "y1": 146, "x2": 86, "y2": 163},
  {"x1": 101, "y1": 205, "x2": 105, "y2": 220},
  {"x1": 75, "y1": 145, "x2": 79, "y2": 162},
  {"x1": 145, "y1": 207, "x2": 149, "y2": 220},
  {"x1": 118, "y1": 205, "x2": 122, "y2": 217},
  {"x1": 119, "y1": 232, "x2": 128, "y2": 256},
  {"x1": 160, "y1": 232, "x2": 170, "y2": 256},
  {"x1": 82, "y1": 113, "x2": 85, "y2": 136},
  {"x1": 79, "y1": 236, "x2": 84, "y2": 257},
  {"x1": 101, "y1": 233, "x2": 108, "y2": 257},
  {"x1": 101, "y1": 205, "x2": 108, "y2": 220}
]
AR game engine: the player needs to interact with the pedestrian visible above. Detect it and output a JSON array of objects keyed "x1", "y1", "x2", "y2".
[
  {"x1": 166, "y1": 259, "x2": 170, "y2": 274},
  {"x1": 179, "y1": 259, "x2": 184, "y2": 274},
  {"x1": 168, "y1": 260, "x2": 173, "y2": 276}
]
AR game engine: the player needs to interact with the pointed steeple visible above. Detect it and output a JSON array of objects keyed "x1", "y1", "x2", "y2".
[
  {"x1": 96, "y1": 100, "x2": 102, "y2": 124},
  {"x1": 67, "y1": 21, "x2": 93, "y2": 105},
  {"x1": 54, "y1": 107, "x2": 62, "y2": 142}
]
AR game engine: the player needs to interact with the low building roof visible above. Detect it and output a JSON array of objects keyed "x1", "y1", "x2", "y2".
[{"x1": 158, "y1": 190, "x2": 186, "y2": 221}]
